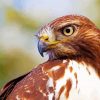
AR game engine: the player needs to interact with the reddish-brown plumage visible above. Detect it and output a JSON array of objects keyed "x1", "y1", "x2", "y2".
[
  {"x1": 0, "y1": 15, "x2": 100, "y2": 99},
  {"x1": 65, "y1": 79, "x2": 72, "y2": 98},
  {"x1": 0, "y1": 60, "x2": 69, "y2": 99},
  {"x1": 49, "y1": 15, "x2": 95, "y2": 28},
  {"x1": 40, "y1": 15, "x2": 100, "y2": 76}
]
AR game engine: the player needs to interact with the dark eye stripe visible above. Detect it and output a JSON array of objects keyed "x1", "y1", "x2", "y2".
[{"x1": 56, "y1": 23, "x2": 79, "y2": 30}]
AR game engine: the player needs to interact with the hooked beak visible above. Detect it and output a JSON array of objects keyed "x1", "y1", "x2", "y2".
[
  {"x1": 38, "y1": 40, "x2": 59, "y2": 57},
  {"x1": 38, "y1": 40, "x2": 47, "y2": 57},
  {"x1": 37, "y1": 32, "x2": 59, "y2": 57}
]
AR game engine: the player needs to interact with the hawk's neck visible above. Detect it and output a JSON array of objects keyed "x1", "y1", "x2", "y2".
[{"x1": 44, "y1": 60, "x2": 100, "y2": 100}]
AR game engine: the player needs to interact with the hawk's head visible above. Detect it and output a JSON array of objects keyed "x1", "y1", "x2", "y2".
[{"x1": 37, "y1": 15, "x2": 100, "y2": 72}]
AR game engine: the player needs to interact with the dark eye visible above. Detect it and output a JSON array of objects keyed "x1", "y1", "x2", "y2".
[{"x1": 62, "y1": 26, "x2": 74, "y2": 36}]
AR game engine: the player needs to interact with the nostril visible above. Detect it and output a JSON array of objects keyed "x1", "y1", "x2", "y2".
[
  {"x1": 39, "y1": 33, "x2": 49, "y2": 41},
  {"x1": 45, "y1": 37, "x2": 49, "y2": 41},
  {"x1": 43, "y1": 34, "x2": 49, "y2": 41}
]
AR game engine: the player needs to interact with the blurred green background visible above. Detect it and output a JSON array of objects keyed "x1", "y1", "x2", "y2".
[{"x1": 0, "y1": 0, "x2": 100, "y2": 89}]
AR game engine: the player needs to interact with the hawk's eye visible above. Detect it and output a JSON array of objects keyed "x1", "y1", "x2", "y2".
[{"x1": 63, "y1": 26, "x2": 74, "y2": 36}]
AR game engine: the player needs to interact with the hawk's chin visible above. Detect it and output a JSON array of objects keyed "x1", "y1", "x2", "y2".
[
  {"x1": 47, "y1": 51, "x2": 67, "y2": 61},
  {"x1": 47, "y1": 50, "x2": 81, "y2": 61}
]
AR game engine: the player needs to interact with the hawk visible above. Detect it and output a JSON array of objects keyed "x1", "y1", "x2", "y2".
[{"x1": 0, "y1": 15, "x2": 100, "y2": 100}]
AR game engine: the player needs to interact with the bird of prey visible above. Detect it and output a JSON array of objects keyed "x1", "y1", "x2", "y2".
[{"x1": 0, "y1": 15, "x2": 100, "y2": 100}]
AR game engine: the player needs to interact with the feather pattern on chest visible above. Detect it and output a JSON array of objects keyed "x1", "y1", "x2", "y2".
[
  {"x1": 44, "y1": 60, "x2": 100, "y2": 100},
  {"x1": 45, "y1": 60, "x2": 100, "y2": 100},
  {"x1": 5, "y1": 59, "x2": 100, "y2": 100}
]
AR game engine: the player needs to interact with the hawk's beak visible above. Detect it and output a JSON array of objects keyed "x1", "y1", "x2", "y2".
[
  {"x1": 38, "y1": 33, "x2": 49, "y2": 57},
  {"x1": 38, "y1": 40, "x2": 59, "y2": 57},
  {"x1": 38, "y1": 40, "x2": 47, "y2": 57},
  {"x1": 37, "y1": 33, "x2": 59, "y2": 57}
]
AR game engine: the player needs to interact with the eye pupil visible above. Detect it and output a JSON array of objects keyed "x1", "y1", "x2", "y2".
[{"x1": 66, "y1": 28, "x2": 70, "y2": 33}]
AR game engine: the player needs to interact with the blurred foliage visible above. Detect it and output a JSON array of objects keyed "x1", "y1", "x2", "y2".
[
  {"x1": 0, "y1": 49, "x2": 37, "y2": 88},
  {"x1": 95, "y1": 0, "x2": 100, "y2": 7},
  {"x1": 94, "y1": 0, "x2": 100, "y2": 28},
  {"x1": 6, "y1": 8, "x2": 39, "y2": 31},
  {"x1": 0, "y1": 7, "x2": 41, "y2": 89}
]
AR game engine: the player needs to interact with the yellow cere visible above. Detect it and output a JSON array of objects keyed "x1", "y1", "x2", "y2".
[
  {"x1": 41, "y1": 33, "x2": 49, "y2": 40},
  {"x1": 49, "y1": 41, "x2": 59, "y2": 45}
]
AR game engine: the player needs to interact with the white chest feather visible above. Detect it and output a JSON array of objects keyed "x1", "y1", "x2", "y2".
[
  {"x1": 66, "y1": 61, "x2": 100, "y2": 100},
  {"x1": 46, "y1": 60, "x2": 100, "y2": 100}
]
